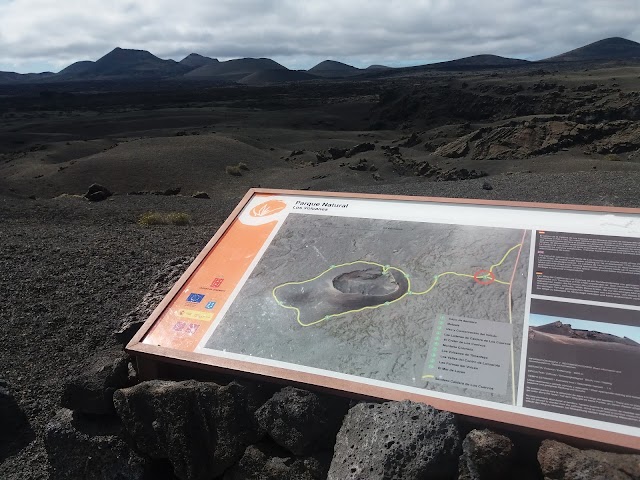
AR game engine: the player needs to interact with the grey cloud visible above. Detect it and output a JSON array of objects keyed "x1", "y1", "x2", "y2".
[{"x1": 0, "y1": 0, "x2": 638, "y2": 72}]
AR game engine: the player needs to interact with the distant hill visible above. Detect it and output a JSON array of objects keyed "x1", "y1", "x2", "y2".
[
  {"x1": 308, "y1": 60, "x2": 362, "y2": 78},
  {"x1": 56, "y1": 47, "x2": 190, "y2": 79},
  {"x1": 543, "y1": 37, "x2": 640, "y2": 62},
  {"x1": 179, "y1": 53, "x2": 219, "y2": 69},
  {"x1": 184, "y1": 58, "x2": 287, "y2": 81},
  {"x1": 432, "y1": 54, "x2": 530, "y2": 68},
  {"x1": 0, "y1": 71, "x2": 55, "y2": 84},
  {"x1": 532, "y1": 321, "x2": 640, "y2": 347},
  {"x1": 238, "y1": 69, "x2": 318, "y2": 85},
  {"x1": 57, "y1": 61, "x2": 95, "y2": 76},
  {"x1": 3, "y1": 37, "x2": 640, "y2": 85},
  {"x1": 0, "y1": 72, "x2": 21, "y2": 83}
]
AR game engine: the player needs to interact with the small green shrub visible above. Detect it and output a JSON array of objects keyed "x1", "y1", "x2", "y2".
[
  {"x1": 238, "y1": 162, "x2": 250, "y2": 171},
  {"x1": 165, "y1": 212, "x2": 191, "y2": 225},
  {"x1": 225, "y1": 165, "x2": 242, "y2": 176},
  {"x1": 138, "y1": 212, "x2": 191, "y2": 226},
  {"x1": 604, "y1": 153, "x2": 621, "y2": 161}
]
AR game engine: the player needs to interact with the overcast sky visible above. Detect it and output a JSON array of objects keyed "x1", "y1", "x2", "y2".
[{"x1": 1, "y1": 0, "x2": 639, "y2": 73}]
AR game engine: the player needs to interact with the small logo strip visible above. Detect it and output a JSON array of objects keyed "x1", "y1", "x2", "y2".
[
  {"x1": 178, "y1": 309, "x2": 214, "y2": 322},
  {"x1": 173, "y1": 322, "x2": 200, "y2": 335}
]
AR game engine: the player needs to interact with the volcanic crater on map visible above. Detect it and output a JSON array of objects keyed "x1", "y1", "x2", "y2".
[
  {"x1": 274, "y1": 264, "x2": 409, "y2": 326},
  {"x1": 204, "y1": 213, "x2": 531, "y2": 404}
]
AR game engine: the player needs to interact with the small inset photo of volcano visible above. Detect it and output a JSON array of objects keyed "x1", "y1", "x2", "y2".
[{"x1": 528, "y1": 314, "x2": 640, "y2": 353}]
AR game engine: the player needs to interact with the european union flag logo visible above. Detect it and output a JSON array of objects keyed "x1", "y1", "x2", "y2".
[{"x1": 186, "y1": 293, "x2": 205, "y2": 303}]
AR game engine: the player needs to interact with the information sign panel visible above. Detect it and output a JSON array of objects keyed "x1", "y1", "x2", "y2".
[{"x1": 127, "y1": 189, "x2": 640, "y2": 450}]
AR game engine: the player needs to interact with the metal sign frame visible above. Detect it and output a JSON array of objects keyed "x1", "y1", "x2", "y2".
[{"x1": 127, "y1": 188, "x2": 640, "y2": 451}]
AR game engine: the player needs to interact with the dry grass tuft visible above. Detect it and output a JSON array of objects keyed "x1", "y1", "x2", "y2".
[
  {"x1": 225, "y1": 162, "x2": 249, "y2": 176},
  {"x1": 138, "y1": 211, "x2": 191, "y2": 226},
  {"x1": 54, "y1": 193, "x2": 84, "y2": 199},
  {"x1": 225, "y1": 165, "x2": 242, "y2": 176},
  {"x1": 605, "y1": 153, "x2": 621, "y2": 161}
]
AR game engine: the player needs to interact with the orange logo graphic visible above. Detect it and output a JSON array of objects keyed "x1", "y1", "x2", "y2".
[{"x1": 249, "y1": 200, "x2": 286, "y2": 217}]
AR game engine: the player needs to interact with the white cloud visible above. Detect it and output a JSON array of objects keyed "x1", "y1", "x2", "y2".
[{"x1": 0, "y1": 0, "x2": 638, "y2": 72}]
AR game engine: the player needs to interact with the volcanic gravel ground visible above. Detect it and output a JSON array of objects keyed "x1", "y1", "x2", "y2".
[{"x1": 1, "y1": 170, "x2": 639, "y2": 478}]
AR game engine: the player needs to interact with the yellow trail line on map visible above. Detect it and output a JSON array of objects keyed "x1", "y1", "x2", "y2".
[{"x1": 272, "y1": 243, "x2": 522, "y2": 328}]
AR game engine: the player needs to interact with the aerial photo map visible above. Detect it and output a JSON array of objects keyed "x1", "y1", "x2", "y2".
[{"x1": 204, "y1": 213, "x2": 531, "y2": 405}]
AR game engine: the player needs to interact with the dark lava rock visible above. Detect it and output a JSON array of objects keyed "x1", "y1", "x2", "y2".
[
  {"x1": 44, "y1": 408, "x2": 145, "y2": 480},
  {"x1": 291, "y1": 149, "x2": 304, "y2": 156},
  {"x1": 0, "y1": 379, "x2": 33, "y2": 462},
  {"x1": 416, "y1": 161, "x2": 440, "y2": 177},
  {"x1": 192, "y1": 191, "x2": 210, "y2": 199},
  {"x1": 61, "y1": 351, "x2": 135, "y2": 415},
  {"x1": 224, "y1": 443, "x2": 330, "y2": 480},
  {"x1": 85, "y1": 183, "x2": 112, "y2": 201},
  {"x1": 345, "y1": 142, "x2": 375, "y2": 158},
  {"x1": 575, "y1": 83, "x2": 598, "y2": 92},
  {"x1": 327, "y1": 400, "x2": 461, "y2": 480},
  {"x1": 328, "y1": 147, "x2": 348, "y2": 159},
  {"x1": 114, "y1": 380, "x2": 264, "y2": 480},
  {"x1": 315, "y1": 152, "x2": 330, "y2": 163},
  {"x1": 348, "y1": 159, "x2": 370, "y2": 171},
  {"x1": 482, "y1": 181, "x2": 493, "y2": 191},
  {"x1": 162, "y1": 187, "x2": 181, "y2": 196},
  {"x1": 458, "y1": 429, "x2": 515, "y2": 480},
  {"x1": 436, "y1": 168, "x2": 487, "y2": 181},
  {"x1": 399, "y1": 133, "x2": 422, "y2": 148},
  {"x1": 382, "y1": 145, "x2": 400, "y2": 155},
  {"x1": 372, "y1": 172, "x2": 382, "y2": 181},
  {"x1": 255, "y1": 387, "x2": 349, "y2": 455},
  {"x1": 113, "y1": 256, "x2": 193, "y2": 344},
  {"x1": 87, "y1": 190, "x2": 109, "y2": 202},
  {"x1": 538, "y1": 439, "x2": 640, "y2": 480}
]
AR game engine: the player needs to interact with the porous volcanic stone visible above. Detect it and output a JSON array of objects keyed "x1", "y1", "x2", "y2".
[
  {"x1": 399, "y1": 132, "x2": 422, "y2": 148},
  {"x1": 0, "y1": 379, "x2": 33, "y2": 462},
  {"x1": 84, "y1": 183, "x2": 113, "y2": 201},
  {"x1": 224, "y1": 443, "x2": 330, "y2": 480},
  {"x1": 327, "y1": 147, "x2": 348, "y2": 159},
  {"x1": 327, "y1": 400, "x2": 461, "y2": 480},
  {"x1": 113, "y1": 380, "x2": 264, "y2": 480},
  {"x1": 458, "y1": 429, "x2": 515, "y2": 480},
  {"x1": 345, "y1": 142, "x2": 375, "y2": 158},
  {"x1": 538, "y1": 439, "x2": 640, "y2": 480},
  {"x1": 44, "y1": 408, "x2": 145, "y2": 480},
  {"x1": 61, "y1": 350, "x2": 135, "y2": 415},
  {"x1": 255, "y1": 386, "x2": 349, "y2": 455},
  {"x1": 192, "y1": 191, "x2": 210, "y2": 199},
  {"x1": 87, "y1": 190, "x2": 109, "y2": 202},
  {"x1": 113, "y1": 256, "x2": 193, "y2": 344}
]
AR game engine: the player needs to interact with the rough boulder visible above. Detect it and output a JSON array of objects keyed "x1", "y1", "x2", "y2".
[{"x1": 327, "y1": 400, "x2": 461, "y2": 480}]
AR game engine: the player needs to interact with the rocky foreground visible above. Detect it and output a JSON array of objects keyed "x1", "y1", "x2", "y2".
[{"x1": 2, "y1": 179, "x2": 640, "y2": 479}]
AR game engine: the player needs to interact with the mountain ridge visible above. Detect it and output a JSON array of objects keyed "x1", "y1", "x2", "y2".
[
  {"x1": 2, "y1": 37, "x2": 640, "y2": 84},
  {"x1": 542, "y1": 37, "x2": 640, "y2": 62}
]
